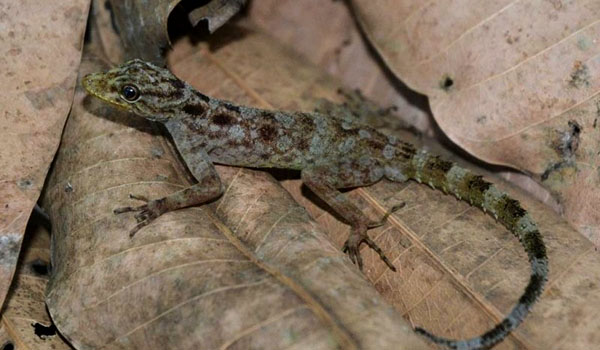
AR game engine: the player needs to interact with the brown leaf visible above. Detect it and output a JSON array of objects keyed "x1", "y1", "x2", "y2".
[
  {"x1": 40, "y1": 39, "x2": 427, "y2": 349},
  {"x1": 171, "y1": 22, "x2": 600, "y2": 349},
  {"x1": 106, "y1": 0, "x2": 247, "y2": 65},
  {"x1": 349, "y1": 0, "x2": 600, "y2": 243},
  {"x1": 189, "y1": 0, "x2": 248, "y2": 32},
  {"x1": 1, "y1": 214, "x2": 73, "y2": 350},
  {"x1": 106, "y1": 0, "x2": 176, "y2": 64},
  {"x1": 0, "y1": 0, "x2": 89, "y2": 312},
  {"x1": 89, "y1": 0, "x2": 126, "y2": 64}
]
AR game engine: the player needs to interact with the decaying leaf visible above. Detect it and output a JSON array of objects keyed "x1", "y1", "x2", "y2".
[
  {"x1": 349, "y1": 0, "x2": 600, "y2": 243},
  {"x1": 40, "y1": 43, "x2": 427, "y2": 348},
  {"x1": 169, "y1": 23, "x2": 600, "y2": 349},
  {"x1": 106, "y1": 0, "x2": 178, "y2": 64},
  {"x1": 106, "y1": 0, "x2": 247, "y2": 65},
  {"x1": 189, "y1": 0, "x2": 248, "y2": 33},
  {"x1": 1, "y1": 214, "x2": 73, "y2": 350},
  {"x1": 89, "y1": 0, "x2": 126, "y2": 64},
  {"x1": 0, "y1": 0, "x2": 89, "y2": 312}
]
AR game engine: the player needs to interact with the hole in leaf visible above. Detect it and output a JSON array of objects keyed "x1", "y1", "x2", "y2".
[
  {"x1": 2, "y1": 342, "x2": 14, "y2": 350},
  {"x1": 440, "y1": 75, "x2": 454, "y2": 91},
  {"x1": 32, "y1": 322, "x2": 57, "y2": 338},
  {"x1": 30, "y1": 259, "x2": 50, "y2": 276}
]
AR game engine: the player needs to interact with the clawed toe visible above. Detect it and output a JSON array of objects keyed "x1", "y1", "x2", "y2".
[
  {"x1": 128, "y1": 193, "x2": 149, "y2": 202},
  {"x1": 342, "y1": 241, "x2": 364, "y2": 270},
  {"x1": 128, "y1": 219, "x2": 151, "y2": 237},
  {"x1": 114, "y1": 206, "x2": 135, "y2": 214},
  {"x1": 343, "y1": 229, "x2": 396, "y2": 272},
  {"x1": 113, "y1": 194, "x2": 165, "y2": 238},
  {"x1": 114, "y1": 193, "x2": 150, "y2": 215}
]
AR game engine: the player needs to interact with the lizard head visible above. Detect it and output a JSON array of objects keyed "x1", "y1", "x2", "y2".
[{"x1": 83, "y1": 59, "x2": 192, "y2": 122}]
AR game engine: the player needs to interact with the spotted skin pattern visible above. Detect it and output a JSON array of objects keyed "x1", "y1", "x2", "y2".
[{"x1": 83, "y1": 59, "x2": 548, "y2": 350}]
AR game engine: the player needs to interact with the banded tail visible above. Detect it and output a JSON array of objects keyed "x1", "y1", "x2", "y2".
[{"x1": 404, "y1": 149, "x2": 548, "y2": 350}]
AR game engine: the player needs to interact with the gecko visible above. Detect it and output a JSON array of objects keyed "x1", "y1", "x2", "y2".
[{"x1": 83, "y1": 59, "x2": 548, "y2": 350}]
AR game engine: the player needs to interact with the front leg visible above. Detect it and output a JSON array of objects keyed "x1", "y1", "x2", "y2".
[
  {"x1": 116, "y1": 152, "x2": 223, "y2": 237},
  {"x1": 301, "y1": 164, "x2": 398, "y2": 272}
]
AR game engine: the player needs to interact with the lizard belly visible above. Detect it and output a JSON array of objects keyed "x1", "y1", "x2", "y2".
[{"x1": 206, "y1": 141, "x2": 311, "y2": 170}]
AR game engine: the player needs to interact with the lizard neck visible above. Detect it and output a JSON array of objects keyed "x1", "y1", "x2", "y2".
[{"x1": 173, "y1": 89, "x2": 213, "y2": 120}]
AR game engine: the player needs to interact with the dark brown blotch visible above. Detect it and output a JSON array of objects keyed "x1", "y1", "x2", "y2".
[
  {"x1": 295, "y1": 113, "x2": 316, "y2": 132},
  {"x1": 503, "y1": 197, "x2": 526, "y2": 219},
  {"x1": 421, "y1": 155, "x2": 453, "y2": 188},
  {"x1": 144, "y1": 89, "x2": 184, "y2": 100},
  {"x1": 183, "y1": 104, "x2": 207, "y2": 116},
  {"x1": 170, "y1": 79, "x2": 185, "y2": 89},
  {"x1": 258, "y1": 124, "x2": 278, "y2": 142},
  {"x1": 523, "y1": 230, "x2": 547, "y2": 260},
  {"x1": 467, "y1": 175, "x2": 491, "y2": 193},
  {"x1": 400, "y1": 142, "x2": 417, "y2": 154},
  {"x1": 366, "y1": 138, "x2": 385, "y2": 151},
  {"x1": 212, "y1": 113, "x2": 236, "y2": 126},
  {"x1": 437, "y1": 158, "x2": 453, "y2": 173},
  {"x1": 479, "y1": 319, "x2": 512, "y2": 346},
  {"x1": 297, "y1": 137, "x2": 309, "y2": 151},
  {"x1": 425, "y1": 155, "x2": 453, "y2": 172},
  {"x1": 520, "y1": 273, "x2": 545, "y2": 305},
  {"x1": 392, "y1": 142, "x2": 417, "y2": 160},
  {"x1": 465, "y1": 174, "x2": 491, "y2": 206},
  {"x1": 496, "y1": 195, "x2": 526, "y2": 228}
]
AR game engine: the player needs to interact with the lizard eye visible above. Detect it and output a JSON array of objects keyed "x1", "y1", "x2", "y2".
[{"x1": 120, "y1": 85, "x2": 140, "y2": 102}]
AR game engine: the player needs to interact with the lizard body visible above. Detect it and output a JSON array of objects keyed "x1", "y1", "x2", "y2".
[{"x1": 83, "y1": 59, "x2": 548, "y2": 350}]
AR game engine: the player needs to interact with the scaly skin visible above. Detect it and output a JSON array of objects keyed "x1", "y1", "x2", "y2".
[{"x1": 83, "y1": 59, "x2": 548, "y2": 350}]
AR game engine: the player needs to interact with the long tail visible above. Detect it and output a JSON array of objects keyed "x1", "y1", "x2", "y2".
[{"x1": 405, "y1": 149, "x2": 548, "y2": 350}]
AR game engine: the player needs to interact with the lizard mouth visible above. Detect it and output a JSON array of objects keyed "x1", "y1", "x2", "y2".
[
  {"x1": 81, "y1": 72, "x2": 104, "y2": 96},
  {"x1": 82, "y1": 73, "x2": 129, "y2": 109}
]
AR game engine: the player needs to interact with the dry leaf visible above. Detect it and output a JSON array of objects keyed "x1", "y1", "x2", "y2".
[
  {"x1": 169, "y1": 23, "x2": 600, "y2": 349},
  {"x1": 89, "y1": 0, "x2": 126, "y2": 64},
  {"x1": 349, "y1": 0, "x2": 600, "y2": 243},
  {"x1": 106, "y1": 0, "x2": 247, "y2": 65},
  {"x1": 0, "y1": 0, "x2": 89, "y2": 312},
  {"x1": 106, "y1": 0, "x2": 179, "y2": 64},
  {"x1": 1, "y1": 214, "x2": 73, "y2": 350},
  {"x1": 188, "y1": 0, "x2": 248, "y2": 32},
  {"x1": 40, "y1": 42, "x2": 426, "y2": 349}
]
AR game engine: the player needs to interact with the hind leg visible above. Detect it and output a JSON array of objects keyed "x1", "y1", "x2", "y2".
[{"x1": 301, "y1": 161, "x2": 397, "y2": 271}]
